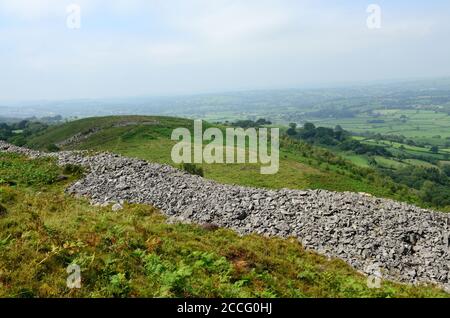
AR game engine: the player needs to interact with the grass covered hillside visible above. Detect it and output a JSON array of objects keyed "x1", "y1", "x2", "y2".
[
  {"x1": 283, "y1": 122, "x2": 450, "y2": 210},
  {"x1": 0, "y1": 153, "x2": 447, "y2": 297},
  {"x1": 22, "y1": 116, "x2": 423, "y2": 207}
]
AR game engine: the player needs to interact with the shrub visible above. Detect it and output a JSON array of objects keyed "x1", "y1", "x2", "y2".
[
  {"x1": 107, "y1": 273, "x2": 131, "y2": 298},
  {"x1": 62, "y1": 164, "x2": 84, "y2": 177},
  {"x1": 0, "y1": 203, "x2": 7, "y2": 216},
  {"x1": 181, "y1": 163, "x2": 204, "y2": 177},
  {"x1": 0, "y1": 187, "x2": 16, "y2": 204},
  {"x1": 47, "y1": 144, "x2": 60, "y2": 152}
]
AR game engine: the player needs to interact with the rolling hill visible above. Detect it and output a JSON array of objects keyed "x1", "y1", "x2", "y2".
[{"x1": 23, "y1": 116, "x2": 421, "y2": 205}]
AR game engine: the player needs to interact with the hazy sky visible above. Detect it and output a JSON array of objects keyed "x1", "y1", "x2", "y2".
[{"x1": 1, "y1": 0, "x2": 450, "y2": 101}]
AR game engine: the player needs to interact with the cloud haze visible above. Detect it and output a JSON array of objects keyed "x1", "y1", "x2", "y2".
[{"x1": 0, "y1": 0, "x2": 449, "y2": 101}]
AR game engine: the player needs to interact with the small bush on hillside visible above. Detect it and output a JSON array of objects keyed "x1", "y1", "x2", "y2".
[
  {"x1": 105, "y1": 273, "x2": 131, "y2": 298},
  {"x1": 0, "y1": 203, "x2": 7, "y2": 216},
  {"x1": 0, "y1": 187, "x2": 16, "y2": 204},
  {"x1": 47, "y1": 144, "x2": 60, "y2": 152},
  {"x1": 181, "y1": 163, "x2": 204, "y2": 177},
  {"x1": 63, "y1": 164, "x2": 85, "y2": 177}
]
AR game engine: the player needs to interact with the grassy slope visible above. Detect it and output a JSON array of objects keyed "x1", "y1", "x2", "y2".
[
  {"x1": 25, "y1": 116, "x2": 407, "y2": 199},
  {"x1": 0, "y1": 153, "x2": 447, "y2": 297}
]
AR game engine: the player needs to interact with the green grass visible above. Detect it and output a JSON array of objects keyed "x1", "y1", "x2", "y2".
[
  {"x1": 373, "y1": 156, "x2": 408, "y2": 170},
  {"x1": 0, "y1": 154, "x2": 447, "y2": 298},
  {"x1": 404, "y1": 159, "x2": 436, "y2": 168},
  {"x1": 340, "y1": 154, "x2": 370, "y2": 168},
  {"x1": 0, "y1": 153, "x2": 59, "y2": 186}
]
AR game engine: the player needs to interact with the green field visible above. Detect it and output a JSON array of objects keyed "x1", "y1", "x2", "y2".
[
  {"x1": 340, "y1": 154, "x2": 370, "y2": 168},
  {"x1": 312, "y1": 109, "x2": 450, "y2": 145},
  {"x1": 347, "y1": 137, "x2": 449, "y2": 169}
]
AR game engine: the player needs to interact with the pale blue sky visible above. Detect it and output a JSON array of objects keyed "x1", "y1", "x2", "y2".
[{"x1": 0, "y1": 0, "x2": 449, "y2": 101}]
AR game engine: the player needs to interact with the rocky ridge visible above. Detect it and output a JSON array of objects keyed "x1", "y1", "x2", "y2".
[{"x1": 1, "y1": 140, "x2": 449, "y2": 290}]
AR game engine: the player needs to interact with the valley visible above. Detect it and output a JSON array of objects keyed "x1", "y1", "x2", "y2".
[{"x1": 2, "y1": 80, "x2": 450, "y2": 298}]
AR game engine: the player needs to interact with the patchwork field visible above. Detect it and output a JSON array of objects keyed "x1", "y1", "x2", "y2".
[{"x1": 311, "y1": 109, "x2": 450, "y2": 144}]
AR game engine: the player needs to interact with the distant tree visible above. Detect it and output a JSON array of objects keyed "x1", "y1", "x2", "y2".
[
  {"x1": 368, "y1": 157, "x2": 378, "y2": 166},
  {"x1": 303, "y1": 123, "x2": 316, "y2": 131},
  {"x1": 419, "y1": 181, "x2": 435, "y2": 204},
  {"x1": 256, "y1": 118, "x2": 272, "y2": 126},
  {"x1": 333, "y1": 125, "x2": 347, "y2": 141},
  {"x1": 286, "y1": 123, "x2": 297, "y2": 136},
  {"x1": 442, "y1": 165, "x2": 450, "y2": 177},
  {"x1": 430, "y1": 146, "x2": 439, "y2": 154},
  {"x1": 232, "y1": 119, "x2": 272, "y2": 128},
  {"x1": 16, "y1": 120, "x2": 29, "y2": 130}
]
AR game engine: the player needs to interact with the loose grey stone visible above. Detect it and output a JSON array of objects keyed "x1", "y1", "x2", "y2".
[{"x1": 112, "y1": 203, "x2": 123, "y2": 212}]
